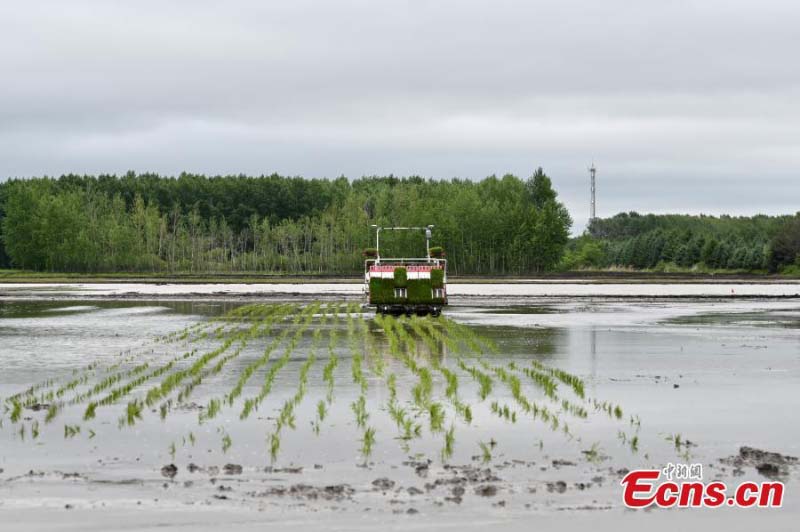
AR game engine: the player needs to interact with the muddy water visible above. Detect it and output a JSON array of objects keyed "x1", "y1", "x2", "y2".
[{"x1": 0, "y1": 291, "x2": 798, "y2": 531}]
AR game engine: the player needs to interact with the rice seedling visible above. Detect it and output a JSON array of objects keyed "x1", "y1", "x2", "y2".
[
  {"x1": 479, "y1": 441, "x2": 492, "y2": 463},
  {"x1": 351, "y1": 353, "x2": 367, "y2": 394},
  {"x1": 169, "y1": 441, "x2": 176, "y2": 459},
  {"x1": 458, "y1": 360, "x2": 493, "y2": 400},
  {"x1": 321, "y1": 304, "x2": 341, "y2": 403},
  {"x1": 359, "y1": 312, "x2": 385, "y2": 377},
  {"x1": 31, "y1": 420, "x2": 40, "y2": 439},
  {"x1": 360, "y1": 426, "x2": 376, "y2": 459},
  {"x1": 316, "y1": 400, "x2": 327, "y2": 422},
  {"x1": 666, "y1": 433, "x2": 691, "y2": 453},
  {"x1": 201, "y1": 398, "x2": 221, "y2": 423},
  {"x1": 64, "y1": 424, "x2": 81, "y2": 438},
  {"x1": 411, "y1": 368, "x2": 433, "y2": 408},
  {"x1": 277, "y1": 400, "x2": 297, "y2": 431},
  {"x1": 582, "y1": 442, "x2": 603, "y2": 464},
  {"x1": 403, "y1": 417, "x2": 423, "y2": 440},
  {"x1": 9, "y1": 400, "x2": 21, "y2": 423},
  {"x1": 489, "y1": 401, "x2": 516, "y2": 423},
  {"x1": 321, "y1": 355, "x2": 338, "y2": 402},
  {"x1": 454, "y1": 400, "x2": 473, "y2": 424},
  {"x1": 312, "y1": 399, "x2": 328, "y2": 436},
  {"x1": 83, "y1": 402, "x2": 97, "y2": 421},
  {"x1": 442, "y1": 369, "x2": 458, "y2": 400},
  {"x1": 428, "y1": 402, "x2": 446, "y2": 432},
  {"x1": 44, "y1": 404, "x2": 59, "y2": 424},
  {"x1": 442, "y1": 425, "x2": 456, "y2": 461},
  {"x1": 351, "y1": 395, "x2": 369, "y2": 428},
  {"x1": 386, "y1": 373, "x2": 398, "y2": 402},
  {"x1": 122, "y1": 400, "x2": 143, "y2": 427},
  {"x1": 222, "y1": 432, "x2": 233, "y2": 453},
  {"x1": 269, "y1": 432, "x2": 281, "y2": 463}
]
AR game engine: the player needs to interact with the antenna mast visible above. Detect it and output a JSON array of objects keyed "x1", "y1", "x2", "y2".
[{"x1": 589, "y1": 163, "x2": 596, "y2": 222}]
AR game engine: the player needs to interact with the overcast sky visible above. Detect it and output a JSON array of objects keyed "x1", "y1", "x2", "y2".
[{"x1": 1, "y1": 0, "x2": 798, "y2": 231}]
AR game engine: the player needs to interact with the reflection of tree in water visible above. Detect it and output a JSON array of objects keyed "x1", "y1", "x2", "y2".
[
  {"x1": 0, "y1": 300, "x2": 244, "y2": 319},
  {"x1": 475, "y1": 326, "x2": 564, "y2": 360}
]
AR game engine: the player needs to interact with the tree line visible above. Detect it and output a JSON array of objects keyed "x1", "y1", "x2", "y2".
[
  {"x1": 562, "y1": 211, "x2": 800, "y2": 273},
  {"x1": 0, "y1": 170, "x2": 572, "y2": 275}
]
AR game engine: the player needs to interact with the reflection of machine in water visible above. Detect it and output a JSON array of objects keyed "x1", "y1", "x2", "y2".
[
  {"x1": 364, "y1": 225, "x2": 447, "y2": 316},
  {"x1": 369, "y1": 323, "x2": 449, "y2": 362}
]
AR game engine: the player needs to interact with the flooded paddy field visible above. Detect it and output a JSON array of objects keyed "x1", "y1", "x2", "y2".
[{"x1": 1, "y1": 285, "x2": 799, "y2": 531}]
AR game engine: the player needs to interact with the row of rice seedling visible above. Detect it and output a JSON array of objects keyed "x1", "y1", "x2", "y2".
[
  {"x1": 419, "y1": 318, "x2": 575, "y2": 440},
  {"x1": 346, "y1": 306, "x2": 369, "y2": 395},
  {"x1": 15, "y1": 305, "x2": 258, "y2": 413},
  {"x1": 379, "y1": 316, "x2": 453, "y2": 441},
  {"x1": 16, "y1": 357, "x2": 153, "y2": 427},
  {"x1": 18, "y1": 307, "x2": 272, "y2": 427},
  {"x1": 83, "y1": 351, "x2": 197, "y2": 420},
  {"x1": 356, "y1": 308, "x2": 385, "y2": 377},
  {"x1": 530, "y1": 359, "x2": 585, "y2": 399},
  {"x1": 490, "y1": 401, "x2": 518, "y2": 423},
  {"x1": 222, "y1": 303, "x2": 319, "y2": 409},
  {"x1": 518, "y1": 364, "x2": 559, "y2": 399},
  {"x1": 438, "y1": 319, "x2": 646, "y2": 454},
  {"x1": 457, "y1": 359, "x2": 494, "y2": 400},
  {"x1": 239, "y1": 303, "x2": 328, "y2": 421},
  {"x1": 371, "y1": 317, "x2": 423, "y2": 447},
  {"x1": 411, "y1": 317, "x2": 474, "y2": 423},
  {"x1": 266, "y1": 305, "x2": 331, "y2": 461},
  {"x1": 398, "y1": 318, "x2": 470, "y2": 427},
  {"x1": 432, "y1": 319, "x2": 577, "y2": 443},
  {"x1": 169, "y1": 305, "x2": 297, "y2": 416},
  {"x1": 591, "y1": 398, "x2": 624, "y2": 420},
  {"x1": 321, "y1": 303, "x2": 341, "y2": 403},
  {"x1": 142, "y1": 305, "x2": 292, "y2": 416},
  {"x1": 343, "y1": 304, "x2": 379, "y2": 461},
  {"x1": 10, "y1": 318, "x2": 199, "y2": 411}
]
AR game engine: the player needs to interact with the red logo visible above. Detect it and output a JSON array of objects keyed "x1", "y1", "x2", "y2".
[{"x1": 621, "y1": 468, "x2": 784, "y2": 508}]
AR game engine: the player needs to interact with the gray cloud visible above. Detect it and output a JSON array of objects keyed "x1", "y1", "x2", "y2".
[{"x1": 2, "y1": 0, "x2": 799, "y2": 231}]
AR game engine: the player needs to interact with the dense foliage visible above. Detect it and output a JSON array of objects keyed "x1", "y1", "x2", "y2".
[
  {"x1": 562, "y1": 212, "x2": 800, "y2": 273},
  {"x1": 0, "y1": 169, "x2": 571, "y2": 275}
]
